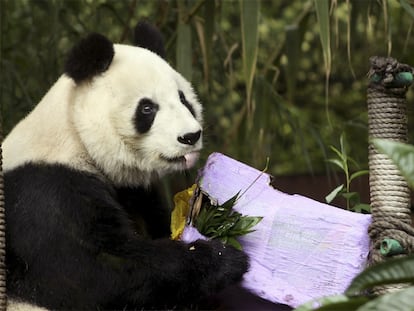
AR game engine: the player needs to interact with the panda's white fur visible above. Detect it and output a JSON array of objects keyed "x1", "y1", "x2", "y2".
[
  {"x1": 3, "y1": 44, "x2": 202, "y2": 186},
  {"x1": 3, "y1": 23, "x2": 248, "y2": 310},
  {"x1": 7, "y1": 300, "x2": 48, "y2": 311}
]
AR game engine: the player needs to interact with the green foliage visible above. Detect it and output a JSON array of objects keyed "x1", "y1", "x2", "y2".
[
  {"x1": 240, "y1": 0, "x2": 259, "y2": 118},
  {"x1": 325, "y1": 134, "x2": 370, "y2": 212},
  {"x1": 193, "y1": 192, "x2": 262, "y2": 250},
  {"x1": 2, "y1": 0, "x2": 414, "y2": 177},
  {"x1": 346, "y1": 255, "x2": 414, "y2": 296},
  {"x1": 294, "y1": 255, "x2": 414, "y2": 311},
  {"x1": 295, "y1": 295, "x2": 369, "y2": 311},
  {"x1": 314, "y1": 0, "x2": 332, "y2": 126},
  {"x1": 357, "y1": 287, "x2": 414, "y2": 311},
  {"x1": 297, "y1": 137, "x2": 414, "y2": 310},
  {"x1": 2, "y1": 3, "x2": 414, "y2": 309},
  {"x1": 400, "y1": 0, "x2": 414, "y2": 19},
  {"x1": 314, "y1": 0, "x2": 331, "y2": 76}
]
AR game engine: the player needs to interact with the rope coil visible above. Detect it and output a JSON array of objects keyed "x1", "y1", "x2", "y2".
[
  {"x1": 367, "y1": 57, "x2": 414, "y2": 294},
  {"x1": 0, "y1": 122, "x2": 6, "y2": 310}
]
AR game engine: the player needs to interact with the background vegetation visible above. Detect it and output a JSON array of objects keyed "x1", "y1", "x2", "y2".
[
  {"x1": 1, "y1": 0, "x2": 414, "y2": 182},
  {"x1": 1, "y1": 1, "x2": 414, "y2": 308}
]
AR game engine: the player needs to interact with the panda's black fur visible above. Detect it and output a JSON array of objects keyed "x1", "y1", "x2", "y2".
[
  {"x1": 64, "y1": 33, "x2": 114, "y2": 84},
  {"x1": 133, "y1": 21, "x2": 166, "y2": 59},
  {"x1": 3, "y1": 22, "x2": 248, "y2": 310}
]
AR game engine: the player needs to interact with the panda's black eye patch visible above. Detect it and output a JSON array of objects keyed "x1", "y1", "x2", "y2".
[
  {"x1": 134, "y1": 98, "x2": 159, "y2": 134},
  {"x1": 178, "y1": 90, "x2": 196, "y2": 117}
]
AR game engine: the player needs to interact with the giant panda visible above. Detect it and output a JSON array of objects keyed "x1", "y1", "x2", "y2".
[{"x1": 2, "y1": 22, "x2": 248, "y2": 310}]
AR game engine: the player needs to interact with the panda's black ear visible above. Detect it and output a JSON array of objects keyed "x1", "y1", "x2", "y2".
[
  {"x1": 133, "y1": 21, "x2": 166, "y2": 59},
  {"x1": 65, "y1": 33, "x2": 114, "y2": 84}
]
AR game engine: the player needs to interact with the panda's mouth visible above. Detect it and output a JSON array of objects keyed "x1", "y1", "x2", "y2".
[
  {"x1": 162, "y1": 155, "x2": 186, "y2": 164},
  {"x1": 160, "y1": 151, "x2": 200, "y2": 169}
]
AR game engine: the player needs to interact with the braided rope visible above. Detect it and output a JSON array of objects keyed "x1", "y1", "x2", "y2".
[
  {"x1": 367, "y1": 56, "x2": 414, "y2": 294},
  {"x1": 0, "y1": 117, "x2": 6, "y2": 309}
]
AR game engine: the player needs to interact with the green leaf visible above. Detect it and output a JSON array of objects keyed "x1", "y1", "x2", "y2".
[
  {"x1": 221, "y1": 192, "x2": 241, "y2": 211},
  {"x1": 352, "y1": 203, "x2": 371, "y2": 213},
  {"x1": 240, "y1": 0, "x2": 259, "y2": 115},
  {"x1": 243, "y1": 215, "x2": 263, "y2": 229},
  {"x1": 193, "y1": 191, "x2": 262, "y2": 249},
  {"x1": 341, "y1": 191, "x2": 360, "y2": 206},
  {"x1": 341, "y1": 192, "x2": 358, "y2": 200},
  {"x1": 325, "y1": 184, "x2": 344, "y2": 203},
  {"x1": 212, "y1": 221, "x2": 236, "y2": 238},
  {"x1": 329, "y1": 145, "x2": 346, "y2": 163},
  {"x1": 346, "y1": 255, "x2": 414, "y2": 295},
  {"x1": 230, "y1": 216, "x2": 263, "y2": 236},
  {"x1": 350, "y1": 170, "x2": 369, "y2": 183},
  {"x1": 314, "y1": 0, "x2": 332, "y2": 126},
  {"x1": 400, "y1": 0, "x2": 414, "y2": 19},
  {"x1": 357, "y1": 286, "x2": 414, "y2": 311},
  {"x1": 372, "y1": 139, "x2": 414, "y2": 189},
  {"x1": 314, "y1": 297, "x2": 369, "y2": 311},
  {"x1": 339, "y1": 133, "x2": 347, "y2": 158},
  {"x1": 352, "y1": 205, "x2": 362, "y2": 213},
  {"x1": 226, "y1": 237, "x2": 243, "y2": 251},
  {"x1": 327, "y1": 158, "x2": 345, "y2": 171},
  {"x1": 314, "y1": 0, "x2": 331, "y2": 76},
  {"x1": 294, "y1": 294, "x2": 368, "y2": 311}
]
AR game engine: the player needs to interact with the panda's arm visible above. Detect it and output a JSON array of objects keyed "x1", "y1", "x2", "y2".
[
  {"x1": 86, "y1": 184, "x2": 250, "y2": 308},
  {"x1": 5, "y1": 163, "x2": 248, "y2": 309},
  {"x1": 115, "y1": 186, "x2": 171, "y2": 239}
]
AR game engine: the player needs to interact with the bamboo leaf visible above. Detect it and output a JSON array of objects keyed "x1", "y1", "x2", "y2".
[
  {"x1": 240, "y1": 0, "x2": 260, "y2": 116},
  {"x1": 226, "y1": 237, "x2": 242, "y2": 251},
  {"x1": 325, "y1": 184, "x2": 344, "y2": 203},
  {"x1": 372, "y1": 139, "x2": 414, "y2": 189},
  {"x1": 339, "y1": 133, "x2": 347, "y2": 158},
  {"x1": 400, "y1": 0, "x2": 414, "y2": 19},
  {"x1": 341, "y1": 191, "x2": 359, "y2": 201},
  {"x1": 193, "y1": 190, "x2": 262, "y2": 250},
  {"x1": 314, "y1": 0, "x2": 332, "y2": 126},
  {"x1": 285, "y1": 24, "x2": 300, "y2": 104},
  {"x1": 176, "y1": 22, "x2": 192, "y2": 80},
  {"x1": 329, "y1": 145, "x2": 346, "y2": 163},
  {"x1": 203, "y1": 0, "x2": 215, "y2": 90},
  {"x1": 382, "y1": 0, "x2": 392, "y2": 56},
  {"x1": 327, "y1": 158, "x2": 345, "y2": 171},
  {"x1": 341, "y1": 191, "x2": 360, "y2": 207},
  {"x1": 352, "y1": 203, "x2": 371, "y2": 213},
  {"x1": 194, "y1": 19, "x2": 208, "y2": 82},
  {"x1": 314, "y1": 0, "x2": 331, "y2": 75},
  {"x1": 346, "y1": 255, "x2": 414, "y2": 295},
  {"x1": 349, "y1": 170, "x2": 369, "y2": 183},
  {"x1": 220, "y1": 192, "x2": 240, "y2": 212}
]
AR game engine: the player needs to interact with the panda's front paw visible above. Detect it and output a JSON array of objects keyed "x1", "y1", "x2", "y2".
[{"x1": 188, "y1": 239, "x2": 249, "y2": 295}]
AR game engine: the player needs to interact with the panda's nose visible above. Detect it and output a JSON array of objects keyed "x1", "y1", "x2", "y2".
[{"x1": 177, "y1": 130, "x2": 202, "y2": 145}]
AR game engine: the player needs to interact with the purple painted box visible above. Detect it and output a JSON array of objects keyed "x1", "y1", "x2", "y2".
[{"x1": 185, "y1": 153, "x2": 371, "y2": 308}]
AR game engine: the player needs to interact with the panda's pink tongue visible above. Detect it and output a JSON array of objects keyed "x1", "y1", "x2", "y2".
[{"x1": 184, "y1": 152, "x2": 200, "y2": 169}]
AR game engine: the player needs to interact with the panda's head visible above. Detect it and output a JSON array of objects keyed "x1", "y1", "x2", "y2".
[{"x1": 65, "y1": 22, "x2": 203, "y2": 186}]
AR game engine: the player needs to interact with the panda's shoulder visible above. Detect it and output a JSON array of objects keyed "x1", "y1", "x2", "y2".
[{"x1": 5, "y1": 163, "x2": 118, "y2": 215}]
